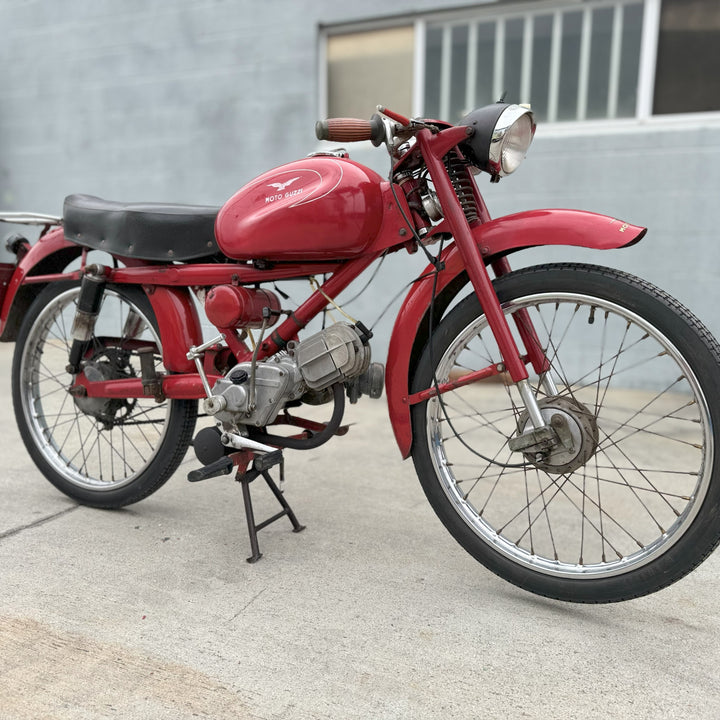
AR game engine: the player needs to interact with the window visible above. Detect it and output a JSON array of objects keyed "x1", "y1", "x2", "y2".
[
  {"x1": 424, "y1": 1, "x2": 645, "y2": 123},
  {"x1": 322, "y1": 0, "x2": 720, "y2": 124},
  {"x1": 326, "y1": 26, "x2": 413, "y2": 119},
  {"x1": 653, "y1": 0, "x2": 720, "y2": 114}
]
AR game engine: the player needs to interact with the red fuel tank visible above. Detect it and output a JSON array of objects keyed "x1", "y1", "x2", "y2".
[{"x1": 215, "y1": 157, "x2": 387, "y2": 261}]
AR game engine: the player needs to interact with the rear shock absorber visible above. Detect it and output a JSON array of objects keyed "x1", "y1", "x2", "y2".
[
  {"x1": 66, "y1": 265, "x2": 108, "y2": 374},
  {"x1": 445, "y1": 152, "x2": 478, "y2": 224}
]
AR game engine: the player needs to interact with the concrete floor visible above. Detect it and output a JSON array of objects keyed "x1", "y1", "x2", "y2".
[{"x1": 1, "y1": 341, "x2": 719, "y2": 719}]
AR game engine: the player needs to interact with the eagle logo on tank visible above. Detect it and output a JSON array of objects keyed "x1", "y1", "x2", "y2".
[
  {"x1": 262, "y1": 166, "x2": 343, "y2": 206},
  {"x1": 267, "y1": 177, "x2": 300, "y2": 192}
]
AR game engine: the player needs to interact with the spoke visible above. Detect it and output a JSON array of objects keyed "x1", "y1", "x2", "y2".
[
  {"x1": 527, "y1": 302, "x2": 580, "y2": 391},
  {"x1": 48, "y1": 389, "x2": 74, "y2": 439},
  {"x1": 594, "y1": 473, "x2": 692, "y2": 501},
  {"x1": 593, "y1": 464, "x2": 697, "y2": 478},
  {"x1": 458, "y1": 440, "x2": 515, "y2": 507},
  {"x1": 594, "y1": 315, "x2": 632, "y2": 416},
  {"x1": 594, "y1": 452, "x2": 608, "y2": 562},
  {"x1": 96, "y1": 426, "x2": 137, "y2": 477},
  {"x1": 566, "y1": 348, "x2": 677, "y2": 400},
  {"x1": 65, "y1": 417, "x2": 96, "y2": 476},
  {"x1": 439, "y1": 400, "x2": 514, "y2": 442},
  {"x1": 595, "y1": 423, "x2": 692, "y2": 518},
  {"x1": 579, "y1": 465, "x2": 588, "y2": 564},
  {"x1": 599, "y1": 396, "x2": 701, "y2": 450}
]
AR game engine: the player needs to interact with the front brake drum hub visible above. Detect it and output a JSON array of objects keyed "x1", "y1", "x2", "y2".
[{"x1": 516, "y1": 396, "x2": 599, "y2": 474}]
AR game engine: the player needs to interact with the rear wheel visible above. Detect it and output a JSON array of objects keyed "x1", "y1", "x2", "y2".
[
  {"x1": 12, "y1": 282, "x2": 197, "y2": 507},
  {"x1": 411, "y1": 264, "x2": 720, "y2": 602}
]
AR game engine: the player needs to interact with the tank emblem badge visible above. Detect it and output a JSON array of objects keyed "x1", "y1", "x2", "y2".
[{"x1": 267, "y1": 177, "x2": 301, "y2": 192}]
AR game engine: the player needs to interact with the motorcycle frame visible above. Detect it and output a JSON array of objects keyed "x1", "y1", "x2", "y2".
[{"x1": 0, "y1": 123, "x2": 647, "y2": 458}]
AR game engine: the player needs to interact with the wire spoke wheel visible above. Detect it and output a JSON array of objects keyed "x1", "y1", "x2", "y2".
[
  {"x1": 12, "y1": 282, "x2": 197, "y2": 507},
  {"x1": 411, "y1": 264, "x2": 720, "y2": 602}
]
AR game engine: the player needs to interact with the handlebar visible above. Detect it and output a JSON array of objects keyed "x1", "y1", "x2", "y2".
[{"x1": 315, "y1": 114, "x2": 386, "y2": 147}]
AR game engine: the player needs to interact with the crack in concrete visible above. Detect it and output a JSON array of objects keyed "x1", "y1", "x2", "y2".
[
  {"x1": 229, "y1": 588, "x2": 267, "y2": 622},
  {"x1": 0, "y1": 505, "x2": 80, "y2": 541}
]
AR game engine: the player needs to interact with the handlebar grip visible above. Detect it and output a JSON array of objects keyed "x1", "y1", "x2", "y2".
[{"x1": 315, "y1": 115, "x2": 385, "y2": 147}]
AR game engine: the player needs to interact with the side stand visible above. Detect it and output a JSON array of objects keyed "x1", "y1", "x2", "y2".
[{"x1": 236, "y1": 450, "x2": 305, "y2": 563}]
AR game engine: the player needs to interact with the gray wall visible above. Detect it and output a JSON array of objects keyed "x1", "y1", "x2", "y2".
[
  {"x1": 2, "y1": 0, "x2": 720, "y2": 360},
  {"x1": 0, "y1": 0, "x2": 480, "y2": 209}
]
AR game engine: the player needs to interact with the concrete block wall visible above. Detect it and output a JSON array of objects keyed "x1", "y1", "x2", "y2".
[{"x1": 2, "y1": 0, "x2": 719, "y2": 359}]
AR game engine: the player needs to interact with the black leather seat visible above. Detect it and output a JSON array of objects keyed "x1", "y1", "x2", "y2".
[{"x1": 63, "y1": 194, "x2": 222, "y2": 261}]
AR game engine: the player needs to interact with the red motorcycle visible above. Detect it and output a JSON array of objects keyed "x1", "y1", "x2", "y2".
[{"x1": 2, "y1": 103, "x2": 719, "y2": 603}]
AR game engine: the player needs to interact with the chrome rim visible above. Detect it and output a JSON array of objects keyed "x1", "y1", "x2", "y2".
[
  {"x1": 19, "y1": 287, "x2": 172, "y2": 491},
  {"x1": 426, "y1": 292, "x2": 712, "y2": 579}
]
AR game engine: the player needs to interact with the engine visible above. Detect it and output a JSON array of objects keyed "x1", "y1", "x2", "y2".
[{"x1": 204, "y1": 322, "x2": 379, "y2": 429}]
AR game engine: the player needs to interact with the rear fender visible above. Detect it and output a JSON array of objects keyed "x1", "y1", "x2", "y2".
[
  {"x1": 145, "y1": 286, "x2": 203, "y2": 372},
  {"x1": 0, "y1": 228, "x2": 202, "y2": 372},
  {"x1": 0, "y1": 228, "x2": 82, "y2": 340},
  {"x1": 386, "y1": 208, "x2": 647, "y2": 459}
]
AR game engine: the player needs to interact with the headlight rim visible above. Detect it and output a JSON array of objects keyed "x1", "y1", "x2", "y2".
[
  {"x1": 459, "y1": 102, "x2": 536, "y2": 179},
  {"x1": 487, "y1": 105, "x2": 536, "y2": 177}
]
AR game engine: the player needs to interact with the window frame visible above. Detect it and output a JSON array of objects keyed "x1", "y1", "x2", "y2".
[{"x1": 319, "y1": 0, "x2": 720, "y2": 133}]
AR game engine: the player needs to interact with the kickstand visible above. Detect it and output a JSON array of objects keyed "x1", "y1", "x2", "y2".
[{"x1": 236, "y1": 450, "x2": 305, "y2": 563}]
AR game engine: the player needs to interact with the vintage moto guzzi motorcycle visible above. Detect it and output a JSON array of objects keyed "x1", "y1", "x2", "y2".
[{"x1": 2, "y1": 102, "x2": 720, "y2": 603}]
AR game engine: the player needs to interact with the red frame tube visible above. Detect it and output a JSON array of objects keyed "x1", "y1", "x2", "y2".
[
  {"x1": 404, "y1": 362, "x2": 505, "y2": 405},
  {"x1": 255, "y1": 253, "x2": 379, "y2": 358},
  {"x1": 73, "y1": 373, "x2": 223, "y2": 399}
]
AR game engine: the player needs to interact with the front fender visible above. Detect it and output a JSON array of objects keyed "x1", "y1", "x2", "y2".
[{"x1": 386, "y1": 208, "x2": 646, "y2": 459}]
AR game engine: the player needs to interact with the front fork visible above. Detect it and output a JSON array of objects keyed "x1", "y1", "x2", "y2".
[
  {"x1": 418, "y1": 129, "x2": 553, "y2": 438},
  {"x1": 491, "y1": 256, "x2": 560, "y2": 413}
]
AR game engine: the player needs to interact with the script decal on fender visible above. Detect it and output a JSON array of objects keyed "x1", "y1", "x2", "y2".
[
  {"x1": 608, "y1": 217, "x2": 630, "y2": 233},
  {"x1": 265, "y1": 176, "x2": 303, "y2": 203}
]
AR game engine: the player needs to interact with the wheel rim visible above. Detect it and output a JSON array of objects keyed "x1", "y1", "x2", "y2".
[
  {"x1": 426, "y1": 291, "x2": 713, "y2": 579},
  {"x1": 19, "y1": 287, "x2": 172, "y2": 491}
]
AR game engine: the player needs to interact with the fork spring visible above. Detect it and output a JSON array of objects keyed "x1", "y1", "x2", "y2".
[{"x1": 445, "y1": 153, "x2": 478, "y2": 224}]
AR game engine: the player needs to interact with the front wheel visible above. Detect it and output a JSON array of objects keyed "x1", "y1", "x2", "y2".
[
  {"x1": 411, "y1": 263, "x2": 720, "y2": 602},
  {"x1": 12, "y1": 282, "x2": 198, "y2": 508}
]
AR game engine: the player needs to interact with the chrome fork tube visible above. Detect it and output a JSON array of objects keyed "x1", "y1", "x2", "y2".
[
  {"x1": 517, "y1": 379, "x2": 547, "y2": 430},
  {"x1": 540, "y1": 373, "x2": 559, "y2": 397}
]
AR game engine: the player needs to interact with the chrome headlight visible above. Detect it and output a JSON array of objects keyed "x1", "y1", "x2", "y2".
[{"x1": 459, "y1": 103, "x2": 536, "y2": 179}]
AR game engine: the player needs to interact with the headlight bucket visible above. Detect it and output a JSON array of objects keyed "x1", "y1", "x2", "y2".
[{"x1": 459, "y1": 103, "x2": 536, "y2": 179}]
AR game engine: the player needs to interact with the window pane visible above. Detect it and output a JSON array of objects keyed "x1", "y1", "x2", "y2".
[
  {"x1": 557, "y1": 10, "x2": 582, "y2": 121},
  {"x1": 530, "y1": 14, "x2": 553, "y2": 122},
  {"x1": 474, "y1": 22, "x2": 496, "y2": 108},
  {"x1": 617, "y1": 3, "x2": 643, "y2": 117},
  {"x1": 421, "y1": 0, "x2": 650, "y2": 124},
  {"x1": 654, "y1": 0, "x2": 720, "y2": 114},
  {"x1": 450, "y1": 25, "x2": 469, "y2": 120},
  {"x1": 327, "y1": 26, "x2": 413, "y2": 119},
  {"x1": 586, "y1": 7, "x2": 613, "y2": 119},
  {"x1": 424, "y1": 25, "x2": 443, "y2": 119},
  {"x1": 503, "y1": 18, "x2": 524, "y2": 105}
]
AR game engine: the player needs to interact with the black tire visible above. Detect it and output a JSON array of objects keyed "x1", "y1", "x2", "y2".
[
  {"x1": 12, "y1": 281, "x2": 197, "y2": 508},
  {"x1": 410, "y1": 263, "x2": 720, "y2": 602}
]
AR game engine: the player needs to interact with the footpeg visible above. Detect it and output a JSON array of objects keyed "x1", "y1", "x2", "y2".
[
  {"x1": 252, "y1": 449, "x2": 283, "y2": 473},
  {"x1": 187, "y1": 456, "x2": 234, "y2": 482}
]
